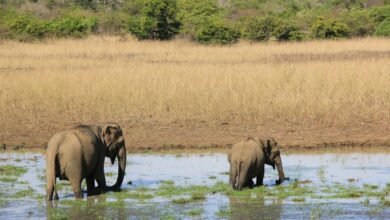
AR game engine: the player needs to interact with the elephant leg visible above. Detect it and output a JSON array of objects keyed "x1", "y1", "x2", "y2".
[
  {"x1": 246, "y1": 179, "x2": 254, "y2": 188},
  {"x1": 229, "y1": 165, "x2": 238, "y2": 189},
  {"x1": 69, "y1": 179, "x2": 83, "y2": 199},
  {"x1": 95, "y1": 170, "x2": 107, "y2": 193},
  {"x1": 86, "y1": 177, "x2": 95, "y2": 196},
  {"x1": 237, "y1": 164, "x2": 249, "y2": 191},
  {"x1": 256, "y1": 165, "x2": 264, "y2": 187},
  {"x1": 54, "y1": 188, "x2": 59, "y2": 200}
]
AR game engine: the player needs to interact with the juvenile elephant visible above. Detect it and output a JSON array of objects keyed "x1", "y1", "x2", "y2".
[
  {"x1": 228, "y1": 136, "x2": 286, "y2": 190},
  {"x1": 46, "y1": 123, "x2": 127, "y2": 201}
]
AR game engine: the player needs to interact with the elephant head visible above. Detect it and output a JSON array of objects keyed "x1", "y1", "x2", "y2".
[
  {"x1": 102, "y1": 123, "x2": 127, "y2": 190},
  {"x1": 263, "y1": 138, "x2": 285, "y2": 185}
]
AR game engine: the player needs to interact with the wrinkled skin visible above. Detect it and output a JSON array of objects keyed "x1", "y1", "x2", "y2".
[
  {"x1": 46, "y1": 123, "x2": 127, "y2": 201},
  {"x1": 228, "y1": 137, "x2": 286, "y2": 190}
]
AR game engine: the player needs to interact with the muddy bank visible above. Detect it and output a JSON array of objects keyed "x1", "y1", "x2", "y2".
[{"x1": 1, "y1": 121, "x2": 390, "y2": 152}]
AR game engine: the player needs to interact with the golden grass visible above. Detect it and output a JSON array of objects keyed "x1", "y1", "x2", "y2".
[{"x1": 0, "y1": 36, "x2": 389, "y2": 132}]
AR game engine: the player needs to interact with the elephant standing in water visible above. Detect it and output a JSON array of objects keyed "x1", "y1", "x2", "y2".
[
  {"x1": 228, "y1": 136, "x2": 286, "y2": 190},
  {"x1": 46, "y1": 123, "x2": 127, "y2": 201}
]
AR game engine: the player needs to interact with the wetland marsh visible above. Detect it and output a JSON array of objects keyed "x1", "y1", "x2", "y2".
[{"x1": 0, "y1": 150, "x2": 389, "y2": 219}]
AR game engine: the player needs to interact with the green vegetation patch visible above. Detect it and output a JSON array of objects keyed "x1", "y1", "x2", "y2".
[
  {"x1": 0, "y1": 165, "x2": 27, "y2": 177},
  {"x1": 0, "y1": 176, "x2": 17, "y2": 182},
  {"x1": 186, "y1": 208, "x2": 203, "y2": 216},
  {"x1": 215, "y1": 207, "x2": 232, "y2": 218},
  {"x1": 12, "y1": 187, "x2": 35, "y2": 199}
]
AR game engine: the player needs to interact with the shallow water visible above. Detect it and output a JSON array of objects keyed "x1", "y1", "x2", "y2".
[{"x1": 0, "y1": 150, "x2": 389, "y2": 219}]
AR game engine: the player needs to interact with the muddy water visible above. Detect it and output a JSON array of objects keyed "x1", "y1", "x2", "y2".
[{"x1": 0, "y1": 150, "x2": 389, "y2": 219}]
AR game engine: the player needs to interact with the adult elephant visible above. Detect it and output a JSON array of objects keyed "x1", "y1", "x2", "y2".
[
  {"x1": 46, "y1": 123, "x2": 127, "y2": 201},
  {"x1": 228, "y1": 136, "x2": 286, "y2": 190}
]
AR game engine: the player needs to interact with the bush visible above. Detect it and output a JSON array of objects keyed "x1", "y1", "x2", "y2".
[
  {"x1": 47, "y1": 15, "x2": 97, "y2": 38},
  {"x1": 128, "y1": 0, "x2": 181, "y2": 40},
  {"x1": 375, "y1": 18, "x2": 390, "y2": 36},
  {"x1": 242, "y1": 16, "x2": 276, "y2": 41},
  {"x1": 310, "y1": 17, "x2": 350, "y2": 39},
  {"x1": 177, "y1": 0, "x2": 222, "y2": 36},
  {"x1": 98, "y1": 12, "x2": 128, "y2": 34},
  {"x1": 369, "y1": 5, "x2": 390, "y2": 24},
  {"x1": 273, "y1": 19, "x2": 304, "y2": 41},
  {"x1": 8, "y1": 14, "x2": 47, "y2": 41},
  {"x1": 342, "y1": 9, "x2": 375, "y2": 37},
  {"x1": 195, "y1": 20, "x2": 240, "y2": 45}
]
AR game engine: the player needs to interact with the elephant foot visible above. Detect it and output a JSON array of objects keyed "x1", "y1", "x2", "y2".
[
  {"x1": 246, "y1": 179, "x2": 255, "y2": 188},
  {"x1": 87, "y1": 188, "x2": 105, "y2": 196},
  {"x1": 74, "y1": 191, "x2": 83, "y2": 199},
  {"x1": 276, "y1": 177, "x2": 289, "y2": 185}
]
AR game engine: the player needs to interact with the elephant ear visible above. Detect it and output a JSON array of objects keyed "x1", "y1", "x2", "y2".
[{"x1": 102, "y1": 123, "x2": 120, "y2": 148}]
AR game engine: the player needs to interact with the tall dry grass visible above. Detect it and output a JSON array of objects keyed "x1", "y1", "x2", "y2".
[{"x1": 0, "y1": 36, "x2": 389, "y2": 133}]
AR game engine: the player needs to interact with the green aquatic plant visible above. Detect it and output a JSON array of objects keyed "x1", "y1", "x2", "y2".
[
  {"x1": 292, "y1": 197, "x2": 305, "y2": 202},
  {"x1": 160, "y1": 180, "x2": 175, "y2": 185},
  {"x1": 172, "y1": 197, "x2": 191, "y2": 204},
  {"x1": 12, "y1": 187, "x2": 35, "y2": 199},
  {"x1": 0, "y1": 165, "x2": 27, "y2": 177},
  {"x1": 215, "y1": 207, "x2": 232, "y2": 218},
  {"x1": 0, "y1": 176, "x2": 17, "y2": 182},
  {"x1": 186, "y1": 208, "x2": 203, "y2": 216},
  {"x1": 47, "y1": 208, "x2": 68, "y2": 220},
  {"x1": 126, "y1": 192, "x2": 154, "y2": 200},
  {"x1": 190, "y1": 192, "x2": 206, "y2": 201},
  {"x1": 363, "y1": 184, "x2": 379, "y2": 190}
]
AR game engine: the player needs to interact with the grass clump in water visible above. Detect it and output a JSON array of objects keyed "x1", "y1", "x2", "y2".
[
  {"x1": 172, "y1": 197, "x2": 191, "y2": 204},
  {"x1": 190, "y1": 192, "x2": 206, "y2": 201},
  {"x1": 216, "y1": 207, "x2": 232, "y2": 218},
  {"x1": 12, "y1": 187, "x2": 35, "y2": 198},
  {"x1": 0, "y1": 165, "x2": 27, "y2": 177},
  {"x1": 126, "y1": 192, "x2": 154, "y2": 201},
  {"x1": 292, "y1": 197, "x2": 305, "y2": 202},
  {"x1": 0, "y1": 176, "x2": 17, "y2": 182},
  {"x1": 187, "y1": 208, "x2": 203, "y2": 216},
  {"x1": 160, "y1": 180, "x2": 174, "y2": 185},
  {"x1": 47, "y1": 208, "x2": 69, "y2": 219}
]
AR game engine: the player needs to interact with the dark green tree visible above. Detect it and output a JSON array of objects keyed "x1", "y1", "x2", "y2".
[{"x1": 129, "y1": 0, "x2": 181, "y2": 40}]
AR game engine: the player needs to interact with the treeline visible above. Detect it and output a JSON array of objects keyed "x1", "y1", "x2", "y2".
[{"x1": 0, "y1": 0, "x2": 389, "y2": 43}]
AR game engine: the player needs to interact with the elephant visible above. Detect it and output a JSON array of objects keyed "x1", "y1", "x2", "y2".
[
  {"x1": 228, "y1": 136, "x2": 286, "y2": 190},
  {"x1": 46, "y1": 123, "x2": 127, "y2": 201}
]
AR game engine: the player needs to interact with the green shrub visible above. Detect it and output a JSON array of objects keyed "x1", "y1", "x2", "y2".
[
  {"x1": 369, "y1": 5, "x2": 390, "y2": 24},
  {"x1": 195, "y1": 20, "x2": 239, "y2": 45},
  {"x1": 47, "y1": 15, "x2": 97, "y2": 38},
  {"x1": 128, "y1": 0, "x2": 181, "y2": 40},
  {"x1": 310, "y1": 17, "x2": 350, "y2": 39},
  {"x1": 273, "y1": 19, "x2": 304, "y2": 41},
  {"x1": 177, "y1": 0, "x2": 222, "y2": 36},
  {"x1": 128, "y1": 16, "x2": 155, "y2": 40},
  {"x1": 375, "y1": 18, "x2": 390, "y2": 36},
  {"x1": 342, "y1": 9, "x2": 375, "y2": 37},
  {"x1": 241, "y1": 16, "x2": 276, "y2": 41},
  {"x1": 98, "y1": 12, "x2": 128, "y2": 34},
  {"x1": 8, "y1": 14, "x2": 47, "y2": 41}
]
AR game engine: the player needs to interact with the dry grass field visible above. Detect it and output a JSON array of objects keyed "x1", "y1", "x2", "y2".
[{"x1": 0, "y1": 36, "x2": 389, "y2": 151}]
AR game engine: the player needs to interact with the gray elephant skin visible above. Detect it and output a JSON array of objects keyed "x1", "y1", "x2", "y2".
[
  {"x1": 46, "y1": 123, "x2": 127, "y2": 201},
  {"x1": 228, "y1": 137, "x2": 286, "y2": 190}
]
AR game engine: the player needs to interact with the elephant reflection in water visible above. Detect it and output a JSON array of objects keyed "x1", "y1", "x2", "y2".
[
  {"x1": 46, "y1": 195, "x2": 126, "y2": 219},
  {"x1": 228, "y1": 195, "x2": 283, "y2": 220}
]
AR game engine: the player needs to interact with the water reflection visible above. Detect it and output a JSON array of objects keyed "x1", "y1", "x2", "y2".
[{"x1": 229, "y1": 195, "x2": 283, "y2": 220}]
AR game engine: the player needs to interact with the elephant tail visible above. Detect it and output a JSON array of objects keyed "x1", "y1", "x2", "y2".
[
  {"x1": 235, "y1": 144, "x2": 245, "y2": 190},
  {"x1": 46, "y1": 148, "x2": 58, "y2": 201}
]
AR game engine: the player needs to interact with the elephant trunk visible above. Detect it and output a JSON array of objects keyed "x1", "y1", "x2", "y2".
[
  {"x1": 274, "y1": 155, "x2": 285, "y2": 184},
  {"x1": 111, "y1": 146, "x2": 126, "y2": 190}
]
